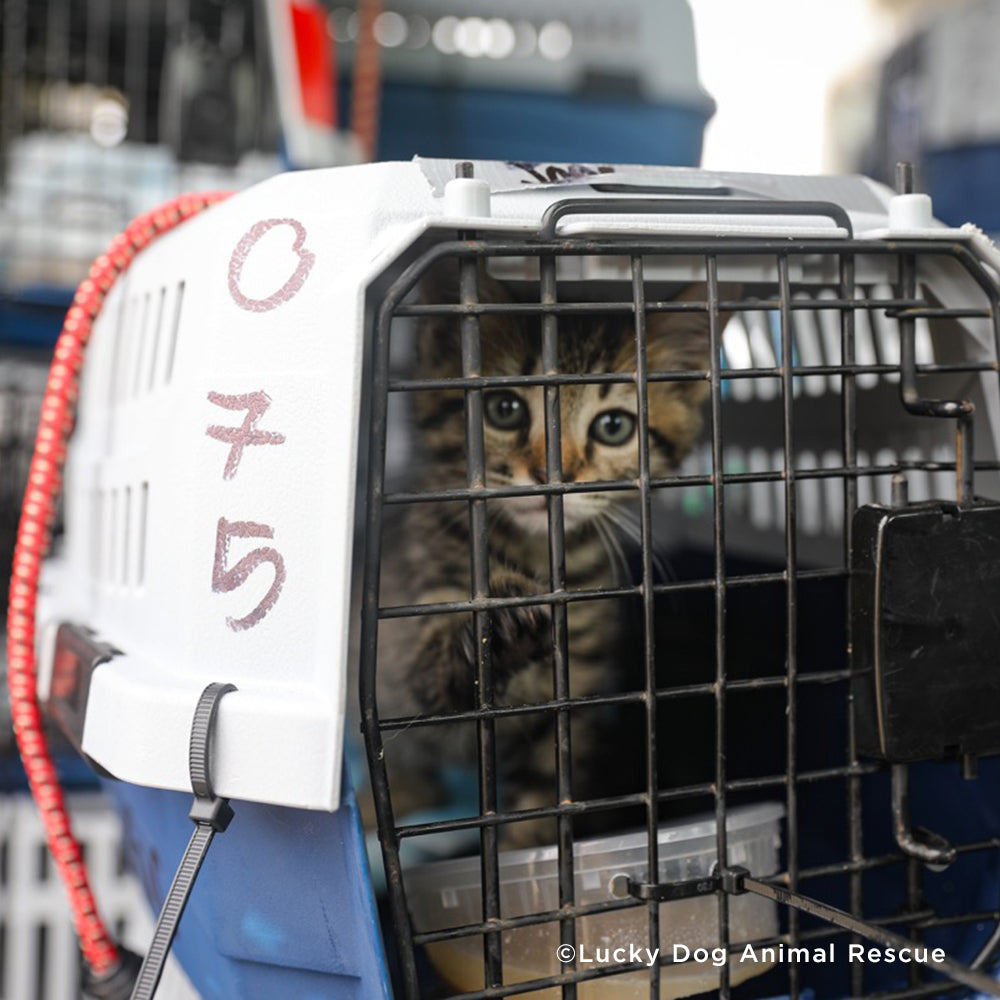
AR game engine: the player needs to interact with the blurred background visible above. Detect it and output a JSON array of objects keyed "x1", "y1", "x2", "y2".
[
  {"x1": 0, "y1": 0, "x2": 996, "y2": 342},
  {"x1": 0, "y1": 0, "x2": 997, "y2": 996},
  {"x1": 0, "y1": 0, "x2": 995, "y2": 358}
]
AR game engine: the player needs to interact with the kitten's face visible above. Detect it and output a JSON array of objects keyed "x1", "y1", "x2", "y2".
[
  {"x1": 472, "y1": 341, "x2": 704, "y2": 535},
  {"x1": 414, "y1": 274, "x2": 721, "y2": 537}
]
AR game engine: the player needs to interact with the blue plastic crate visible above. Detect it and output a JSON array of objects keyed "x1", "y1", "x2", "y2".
[
  {"x1": 925, "y1": 144, "x2": 1000, "y2": 234},
  {"x1": 109, "y1": 769, "x2": 392, "y2": 1000},
  {"x1": 344, "y1": 81, "x2": 710, "y2": 166}
]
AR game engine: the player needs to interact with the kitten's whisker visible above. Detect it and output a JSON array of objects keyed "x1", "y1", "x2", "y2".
[
  {"x1": 593, "y1": 512, "x2": 632, "y2": 586},
  {"x1": 603, "y1": 506, "x2": 639, "y2": 546},
  {"x1": 603, "y1": 505, "x2": 675, "y2": 585}
]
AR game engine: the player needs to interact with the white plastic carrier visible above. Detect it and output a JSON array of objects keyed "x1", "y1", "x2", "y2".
[{"x1": 34, "y1": 157, "x2": 1000, "y2": 813}]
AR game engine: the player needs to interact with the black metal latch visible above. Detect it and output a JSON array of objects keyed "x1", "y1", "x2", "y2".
[{"x1": 609, "y1": 865, "x2": 749, "y2": 902}]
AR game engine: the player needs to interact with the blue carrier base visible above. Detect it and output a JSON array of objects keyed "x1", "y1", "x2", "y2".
[{"x1": 107, "y1": 768, "x2": 392, "y2": 1000}]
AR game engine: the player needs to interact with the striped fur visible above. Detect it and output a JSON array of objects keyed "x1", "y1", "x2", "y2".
[{"x1": 374, "y1": 268, "x2": 725, "y2": 846}]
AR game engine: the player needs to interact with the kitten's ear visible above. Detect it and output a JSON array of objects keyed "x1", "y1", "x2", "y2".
[{"x1": 646, "y1": 282, "x2": 741, "y2": 374}]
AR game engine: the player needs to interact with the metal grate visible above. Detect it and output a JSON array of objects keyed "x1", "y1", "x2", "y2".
[
  {"x1": 359, "y1": 206, "x2": 1000, "y2": 1000},
  {"x1": 0, "y1": 0, "x2": 279, "y2": 296},
  {"x1": 0, "y1": 0, "x2": 275, "y2": 165}
]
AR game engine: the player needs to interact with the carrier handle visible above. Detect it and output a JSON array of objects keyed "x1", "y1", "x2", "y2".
[{"x1": 536, "y1": 196, "x2": 854, "y2": 240}]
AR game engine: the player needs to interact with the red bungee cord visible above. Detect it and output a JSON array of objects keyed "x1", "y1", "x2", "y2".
[{"x1": 5, "y1": 191, "x2": 232, "y2": 982}]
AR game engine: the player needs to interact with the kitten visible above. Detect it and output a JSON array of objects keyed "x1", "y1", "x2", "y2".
[{"x1": 372, "y1": 265, "x2": 728, "y2": 848}]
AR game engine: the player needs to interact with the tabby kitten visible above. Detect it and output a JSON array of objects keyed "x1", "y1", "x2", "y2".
[{"x1": 374, "y1": 265, "x2": 727, "y2": 847}]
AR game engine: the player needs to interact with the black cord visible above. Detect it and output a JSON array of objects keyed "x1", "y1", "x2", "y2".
[{"x1": 129, "y1": 682, "x2": 237, "y2": 1000}]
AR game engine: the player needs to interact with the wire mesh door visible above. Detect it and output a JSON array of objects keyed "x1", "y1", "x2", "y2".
[{"x1": 358, "y1": 207, "x2": 1000, "y2": 1000}]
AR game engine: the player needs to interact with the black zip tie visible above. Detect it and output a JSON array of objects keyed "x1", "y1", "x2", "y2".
[{"x1": 129, "y1": 682, "x2": 237, "y2": 1000}]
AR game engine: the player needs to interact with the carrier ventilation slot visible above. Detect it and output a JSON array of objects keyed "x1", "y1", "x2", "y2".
[
  {"x1": 107, "y1": 280, "x2": 186, "y2": 403},
  {"x1": 92, "y1": 481, "x2": 149, "y2": 590}
]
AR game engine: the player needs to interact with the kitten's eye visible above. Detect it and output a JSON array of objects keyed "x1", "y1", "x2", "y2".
[
  {"x1": 484, "y1": 391, "x2": 529, "y2": 430},
  {"x1": 589, "y1": 409, "x2": 636, "y2": 446}
]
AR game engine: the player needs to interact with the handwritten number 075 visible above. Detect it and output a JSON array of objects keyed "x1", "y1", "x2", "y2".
[{"x1": 212, "y1": 517, "x2": 286, "y2": 631}]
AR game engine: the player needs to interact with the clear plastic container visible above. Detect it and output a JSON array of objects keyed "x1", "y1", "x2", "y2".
[{"x1": 406, "y1": 803, "x2": 785, "y2": 999}]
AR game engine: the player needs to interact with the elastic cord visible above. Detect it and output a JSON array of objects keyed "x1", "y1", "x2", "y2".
[{"x1": 5, "y1": 191, "x2": 232, "y2": 977}]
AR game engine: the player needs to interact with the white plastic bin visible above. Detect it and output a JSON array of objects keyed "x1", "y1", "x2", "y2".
[{"x1": 406, "y1": 803, "x2": 785, "y2": 999}]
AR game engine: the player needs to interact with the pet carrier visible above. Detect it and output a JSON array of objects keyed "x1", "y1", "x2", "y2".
[
  {"x1": 0, "y1": 0, "x2": 353, "y2": 351},
  {"x1": 864, "y1": 0, "x2": 1000, "y2": 238},
  {"x1": 329, "y1": 0, "x2": 715, "y2": 165},
  {"x1": 12, "y1": 158, "x2": 1000, "y2": 1000}
]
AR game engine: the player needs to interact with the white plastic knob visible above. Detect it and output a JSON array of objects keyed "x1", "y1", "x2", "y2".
[
  {"x1": 889, "y1": 193, "x2": 934, "y2": 232},
  {"x1": 443, "y1": 177, "x2": 491, "y2": 219}
]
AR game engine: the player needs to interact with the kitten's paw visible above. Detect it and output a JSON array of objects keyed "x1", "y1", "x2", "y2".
[
  {"x1": 408, "y1": 579, "x2": 550, "y2": 714},
  {"x1": 486, "y1": 594, "x2": 551, "y2": 692}
]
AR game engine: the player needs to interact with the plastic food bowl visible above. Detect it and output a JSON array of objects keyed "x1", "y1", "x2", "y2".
[{"x1": 406, "y1": 802, "x2": 785, "y2": 999}]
